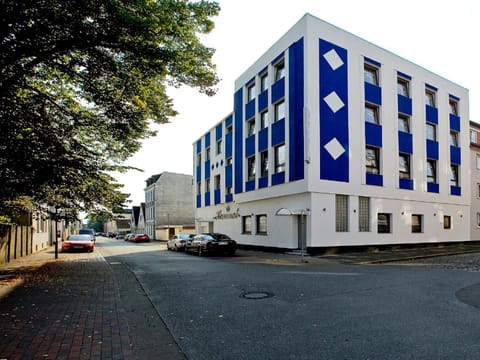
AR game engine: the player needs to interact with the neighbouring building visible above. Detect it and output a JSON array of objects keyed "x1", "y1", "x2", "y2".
[
  {"x1": 194, "y1": 13, "x2": 470, "y2": 252},
  {"x1": 130, "y1": 203, "x2": 146, "y2": 234},
  {"x1": 144, "y1": 172, "x2": 195, "y2": 240},
  {"x1": 104, "y1": 209, "x2": 131, "y2": 235},
  {"x1": 470, "y1": 121, "x2": 480, "y2": 240}
]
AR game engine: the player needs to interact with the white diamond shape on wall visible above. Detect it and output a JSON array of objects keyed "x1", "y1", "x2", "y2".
[
  {"x1": 323, "y1": 49, "x2": 344, "y2": 70},
  {"x1": 323, "y1": 91, "x2": 345, "y2": 113},
  {"x1": 324, "y1": 138, "x2": 346, "y2": 160}
]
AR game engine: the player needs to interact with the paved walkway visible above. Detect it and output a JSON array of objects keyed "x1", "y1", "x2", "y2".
[{"x1": 0, "y1": 248, "x2": 185, "y2": 360}]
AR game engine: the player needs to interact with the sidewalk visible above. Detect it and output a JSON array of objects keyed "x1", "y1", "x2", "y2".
[{"x1": 0, "y1": 248, "x2": 186, "y2": 360}]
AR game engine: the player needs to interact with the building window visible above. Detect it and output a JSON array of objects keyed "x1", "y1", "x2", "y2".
[
  {"x1": 247, "y1": 117, "x2": 255, "y2": 136},
  {"x1": 260, "y1": 73, "x2": 269, "y2": 92},
  {"x1": 425, "y1": 89, "x2": 436, "y2": 107},
  {"x1": 214, "y1": 175, "x2": 221, "y2": 190},
  {"x1": 377, "y1": 213, "x2": 391, "y2": 233},
  {"x1": 470, "y1": 130, "x2": 477, "y2": 144},
  {"x1": 274, "y1": 59, "x2": 285, "y2": 82},
  {"x1": 444, "y1": 216, "x2": 451, "y2": 229},
  {"x1": 260, "y1": 110, "x2": 269, "y2": 129},
  {"x1": 364, "y1": 64, "x2": 379, "y2": 85},
  {"x1": 247, "y1": 156, "x2": 256, "y2": 181},
  {"x1": 256, "y1": 215, "x2": 267, "y2": 234},
  {"x1": 397, "y1": 78, "x2": 409, "y2": 97},
  {"x1": 366, "y1": 146, "x2": 380, "y2": 174},
  {"x1": 247, "y1": 83, "x2": 256, "y2": 102},
  {"x1": 475, "y1": 154, "x2": 480, "y2": 170},
  {"x1": 477, "y1": 183, "x2": 480, "y2": 198},
  {"x1": 226, "y1": 124, "x2": 233, "y2": 134},
  {"x1": 206, "y1": 147, "x2": 210, "y2": 161},
  {"x1": 206, "y1": 178, "x2": 210, "y2": 192},
  {"x1": 365, "y1": 103, "x2": 379, "y2": 124},
  {"x1": 477, "y1": 213, "x2": 480, "y2": 228},
  {"x1": 399, "y1": 153, "x2": 410, "y2": 179},
  {"x1": 450, "y1": 131, "x2": 458, "y2": 147},
  {"x1": 427, "y1": 159, "x2": 437, "y2": 183},
  {"x1": 398, "y1": 114, "x2": 410, "y2": 133},
  {"x1": 274, "y1": 100, "x2": 285, "y2": 122},
  {"x1": 242, "y1": 215, "x2": 252, "y2": 234},
  {"x1": 216, "y1": 139, "x2": 222, "y2": 154},
  {"x1": 335, "y1": 194, "x2": 349, "y2": 232},
  {"x1": 260, "y1": 150, "x2": 268, "y2": 178},
  {"x1": 450, "y1": 165, "x2": 459, "y2": 187},
  {"x1": 197, "y1": 153, "x2": 201, "y2": 164},
  {"x1": 411, "y1": 214, "x2": 423, "y2": 233},
  {"x1": 274, "y1": 144, "x2": 286, "y2": 173},
  {"x1": 196, "y1": 182, "x2": 201, "y2": 195},
  {"x1": 449, "y1": 99, "x2": 458, "y2": 115},
  {"x1": 226, "y1": 186, "x2": 233, "y2": 195},
  {"x1": 426, "y1": 123, "x2": 436, "y2": 141},
  {"x1": 359, "y1": 196, "x2": 370, "y2": 232}
]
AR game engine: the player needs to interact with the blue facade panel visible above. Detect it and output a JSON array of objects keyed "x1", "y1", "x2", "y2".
[
  {"x1": 450, "y1": 146, "x2": 461, "y2": 165},
  {"x1": 258, "y1": 91, "x2": 268, "y2": 111},
  {"x1": 225, "y1": 132, "x2": 232, "y2": 158},
  {"x1": 426, "y1": 140, "x2": 439, "y2": 160},
  {"x1": 225, "y1": 164, "x2": 232, "y2": 187},
  {"x1": 196, "y1": 165, "x2": 201, "y2": 182},
  {"x1": 319, "y1": 39, "x2": 349, "y2": 182},
  {"x1": 399, "y1": 178, "x2": 414, "y2": 190},
  {"x1": 214, "y1": 189, "x2": 221, "y2": 205},
  {"x1": 259, "y1": 177, "x2": 268, "y2": 189},
  {"x1": 258, "y1": 129, "x2": 268, "y2": 151},
  {"x1": 398, "y1": 95, "x2": 412, "y2": 115},
  {"x1": 205, "y1": 132, "x2": 210, "y2": 148},
  {"x1": 245, "y1": 136, "x2": 255, "y2": 157},
  {"x1": 245, "y1": 180, "x2": 255, "y2": 192},
  {"x1": 272, "y1": 118, "x2": 285, "y2": 146},
  {"x1": 288, "y1": 38, "x2": 305, "y2": 182},
  {"x1": 245, "y1": 99, "x2": 255, "y2": 120},
  {"x1": 426, "y1": 105, "x2": 438, "y2": 124},
  {"x1": 398, "y1": 132, "x2": 413, "y2": 154},
  {"x1": 427, "y1": 183, "x2": 439, "y2": 193},
  {"x1": 365, "y1": 122, "x2": 382, "y2": 147},
  {"x1": 204, "y1": 192, "x2": 210, "y2": 206},
  {"x1": 234, "y1": 89, "x2": 243, "y2": 194},
  {"x1": 204, "y1": 160, "x2": 210, "y2": 179},
  {"x1": 450, "y1": 114, "x2": 461, "y2": 132},
  {"x1": 451, "y1": 186, "x2": 461, "y2": 196},
  {"x1": 366, "y1": 173, "x2": 383, "y2": 186},
  {"x1": 225, "y1": 194, "x2": 233, "y2": 203},
  {"x1": 196, "y1": 194, "x2": 201, "y2": 208},
  {"x1": 271, "y1": 78, "x2": 285, "y2": 104},
  {"x1": 272, "y1": 172, "x2": 285, "y2": 186},
  {"x1": 196, "y1": 139, "x2": 201, "y2": 153},
  {"x1": 225, "y1": 115, "x2": 233, "y2": 128},
  {"x1": 364, "y1": 82, "x2": 381, "y2": 105},
  {"x1": 216, "y1": 123, "x2": 222, "y2": 140}
]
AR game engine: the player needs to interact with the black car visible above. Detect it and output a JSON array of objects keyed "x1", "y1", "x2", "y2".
[{"x1": 185, "y1": 233, "x2": 237, "y2": 256}]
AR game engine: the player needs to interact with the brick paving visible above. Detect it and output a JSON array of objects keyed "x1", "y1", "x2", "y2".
[{"x1": 0, "y1": 253, "x2": 134, "y2": 360}]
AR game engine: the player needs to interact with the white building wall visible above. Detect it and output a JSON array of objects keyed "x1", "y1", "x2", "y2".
[{"x1": 195, "y1": 13, "x2": 470, "y2": 250}]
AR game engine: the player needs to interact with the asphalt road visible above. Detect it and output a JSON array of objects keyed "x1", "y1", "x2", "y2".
[{"x1": 97, "y1": 237, "x2": 480, "y2": 360}]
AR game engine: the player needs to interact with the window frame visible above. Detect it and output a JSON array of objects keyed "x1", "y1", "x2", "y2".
[
  {"x1": 260, "y1": 150, "x2": 268, "y2": 178},
  {"x1": 411, "y1": 214, "x2": 423, "y2": 233},
  {"x1": 377, "y1": 213, "x2": 391, "y2": 233},
  {"x1": 335, "y1": 194, "x2": 349, "y2": 232},
  {"x1": 274, "y1": 59, "x2": 285, "y2": 82},
  {"x1": 427, "y1": 159, "x2": 437, "y2": 184},
  {"x1": 247, "y1": 155, "x2": 256, "y2": 181},
  {"x1": 397, "y1": 77, "x2": 410, "y2": 97},
  {"x1": 247, "y1": 83, "x2": 256, "y2": 102},
  {"x1": 365, "y1": 146, "x2": 380, "y2": 175},
  {"x1": 449, "y1": 99, "x2": 458, "y2": 115},
  {"x1": 425, "y1": 89, "x2": 436, "y2": 107},
  {"x1": 260, "y1": 110, "x2": 269, "y2": 130},
  {"x1": 450, "y1": 164, "x2": 459, "y2": 187},
  {"x1": 274, "y1": 144, "x2": 286, "y2": 173},
  {"x1": 214, "y1": 174, "x2": 221, "y2": 190},
  {"x1": 260, "y1": 72, "x2": 269, "y2": 92},
  {"x1": 399, "y1": 153, "x2": 411, "y2": 179},
  {"x1": 450, "y1": 130, "x2": 459, "y2": 147},
  {"x1": 364, "y1": 64, "x2": 379, "y2": 86},
  {"x1": 443, "y1": 215, "x2": 451, "y2": 230},
  {"x1": 365, "y1": 103, "x2": 380, "y2": 124},
  {"x1": 247, "y1": 117, "x2": 256, "y2": 136},
  {"x1": 256, "y1": 214, "x2": 267, "y2": 235},
  {"x1": 426, "y1": 123, "x2": 437, "y2": 141},
  {"x1": 358, "y1": 196, "x2": 370, "y2": 232},
  {"x1": 274, "y1": 100, "x2": 285, "y2": 122},
  {"x1": 398, "y1": 114, "x2": 410, "y2": 133},
  {"x1": 242, "y1": 215, "x2": 252, "y2": 234},
  {"x1": 216, "y1": 139, "x2": 222, "y2": 154}
]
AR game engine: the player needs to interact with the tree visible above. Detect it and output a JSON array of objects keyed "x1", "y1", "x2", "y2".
[{"x1": 0, "y1": 0, "x2": 220, "y2": 219}]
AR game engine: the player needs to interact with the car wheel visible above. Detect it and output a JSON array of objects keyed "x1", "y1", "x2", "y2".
[
  {"x1": 174, "y1": 245, "x2": 178, "y2": 252},
  {"x1": 198, "y1": 247, "x2": 203, "y2": 256}
]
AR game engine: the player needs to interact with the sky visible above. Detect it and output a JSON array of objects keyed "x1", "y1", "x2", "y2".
[{"x1": 117, "y1": 0, "x2": 480, "y2": 206}]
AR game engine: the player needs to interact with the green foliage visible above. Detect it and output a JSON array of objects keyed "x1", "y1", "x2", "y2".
[{"x1": 0, "y1": 0, "x2": 220, "y2": 218}]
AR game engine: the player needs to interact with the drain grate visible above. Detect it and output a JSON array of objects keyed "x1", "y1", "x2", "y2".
[{"x1": 241, "y1": 291, "x2": 274, "y2": 300}]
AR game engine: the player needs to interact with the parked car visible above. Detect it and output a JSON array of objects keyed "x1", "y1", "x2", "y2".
[
  {"x1": 185, "y1": 233, "x2": 237, "y2": 256},
  {"x1": 115, "y1": 233, "x2": 125, "y2": 240},
  {"x1": 124, "y1": 233, "x2": 135, "y2": 241},
  {"x1": 79, "y1": 228, "x2": 96, "y2": 241},
  {"x1": 131, "y1": 234, "x2": 150, "y2": 243},
  {"x1": 62, "y1": 234, "x2": 95, "y2": 252},
  {"x1": 167, "y1": 234, "x2": 193, "y2": 251}
]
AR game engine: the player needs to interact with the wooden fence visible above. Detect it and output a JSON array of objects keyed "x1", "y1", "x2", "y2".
[{"x1": 0, "y1": 224, "x2": 34, "y2": 265}]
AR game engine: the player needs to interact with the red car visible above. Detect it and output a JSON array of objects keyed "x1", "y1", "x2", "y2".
[
  {"x1": 131, "y1": 234, "x2": 150, "y2": 243},
  {"x1": 62, "y1": 234, "x2": 95, "y2": 252}
]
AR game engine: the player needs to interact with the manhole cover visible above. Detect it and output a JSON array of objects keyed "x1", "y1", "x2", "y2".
[{"x1": 241, "y1": 291, "x2": 274, "y2": 300}]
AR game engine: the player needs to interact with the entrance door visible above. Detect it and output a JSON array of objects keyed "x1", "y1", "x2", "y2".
[{"x1": 297, "y1": 214, "x2": 307, "y2": 252}]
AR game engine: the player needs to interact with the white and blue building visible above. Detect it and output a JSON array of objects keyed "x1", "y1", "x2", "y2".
[{"x1": 193, "y1": 13, "x2": 470, "y2": 251}]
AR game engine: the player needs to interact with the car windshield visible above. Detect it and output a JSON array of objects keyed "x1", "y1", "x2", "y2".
[
  {"x1": 178, "y1": 235, "x2": 190, "y2": 240},
  {"x1": 202, "y1": 235, "x2": 215, "y2": 241},
  {"x1": 68, "y1": 235, "x2": 92, "y2": 241}
]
